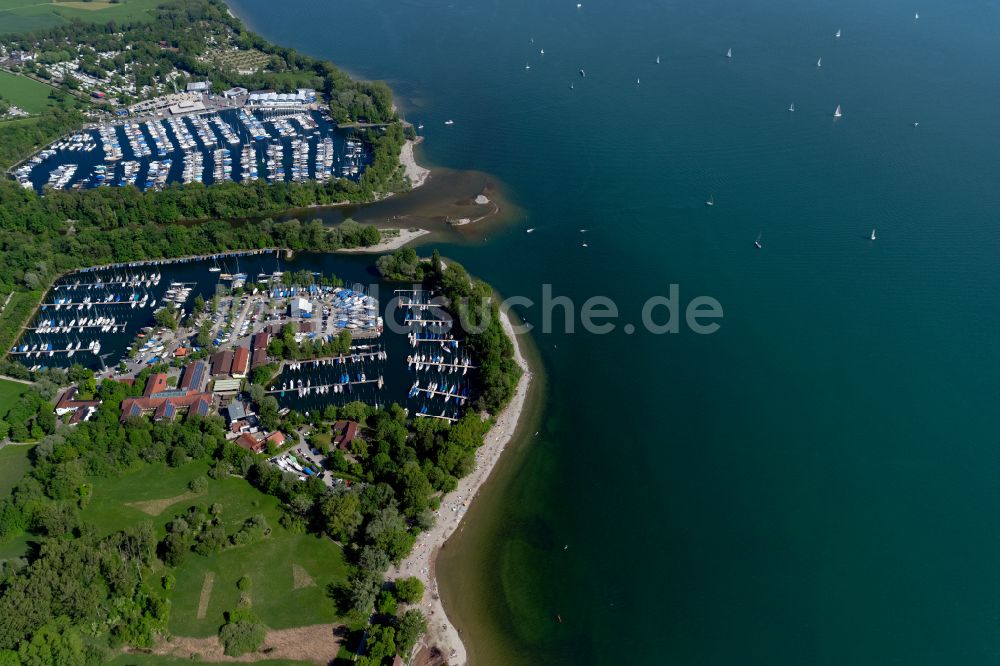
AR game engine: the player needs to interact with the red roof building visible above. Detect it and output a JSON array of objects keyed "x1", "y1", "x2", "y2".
[
  {"x1": 231, "y1": 346, "x2": 250, "y2": 378},
  {"x1": 252, "y1": 331, "x2": 270, "y2": 351},
  {"x1": 236, "y1": 432, "x2": 266, "y2": 454},
  {"x1": 266, "y1": 431, "x2": 286, "y2": 448},
  {"x1": 120, "y1": 374, "x2": 212, "y2": 423}
]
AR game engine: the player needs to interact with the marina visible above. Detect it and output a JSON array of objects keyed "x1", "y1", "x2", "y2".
[
  {"x1": 9, "y1": 253, "x2": 479, "y2": 420},
  {"x1": 13, "y1": 109, "x2": 372, "y2": 194}
]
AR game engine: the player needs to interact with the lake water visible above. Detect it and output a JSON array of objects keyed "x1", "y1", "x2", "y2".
[{"x1": 232, "y1": 0, "x2": 1000, "y2": 662}]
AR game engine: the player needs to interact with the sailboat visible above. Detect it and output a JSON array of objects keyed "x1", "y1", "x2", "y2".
[
  {"x1": 706, "y1": 195, "x2": 715, "y2": 207},
  {"x1": 579, "y1": 69, "x2": 586, "y2": 77},
  {"x1": 656, "y1": 55, "x2": 661, "y2": 64},
  {"x1": 208, "y1": 257, "x2": 221, "y2": 273},
  {"x1": 914, "y1": 12, "x2": 919, "y2": 19},
  {"x1": 754, "y1": 233, "x2": 763, "y2": 249},
  {"x1": 788, "y1": 103, "x2": 795, "y2": 112},
  {"x1": 833, "y1": 104, "x2": 843, "y2": 118},
  {"x1": 870, "y1": 228, "x2": 877, "y2": 241},
  {"x1": 726, "y1": 48, "x2": 733, "y2": 59},
  {"x1": 835, "y1": 29, "x2": 842, "y2": 38},
  {"x1": 817, "y1": 57, "x2": 822, "y2": 68}
]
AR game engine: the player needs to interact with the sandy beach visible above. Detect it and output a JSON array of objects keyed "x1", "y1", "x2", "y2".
[
  {"x1": 401, "y1": 139, "x2": 431, "y2": 189},
  {"x1": 393, "y1": 309, "x2": 533, "y2": 665},
  {"x1": 337, "y1": 228, "x2": 430, "y2": 253}
]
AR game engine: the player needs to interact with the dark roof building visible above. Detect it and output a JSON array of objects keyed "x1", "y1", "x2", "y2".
[
  {"x1": 333, "y1": 420, "x2": 359, "y2": 450},
  {"x1": 55, "y1": 387, "x2": 101, "y2": 416},
  {"x1": 251, "y1": 348, "x2": 268, "y2": 369},
  {"x1": 179, "y1": 360, "x2": 207, "y2": 391},
  {"x1": 210, "y1": 350, "x2": 234, "y2": 377},
  {"x1": 252, "y1": 331, "x2": 270, "y2": 351}
]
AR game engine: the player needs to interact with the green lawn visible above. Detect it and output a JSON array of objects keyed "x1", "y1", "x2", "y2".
[
  {"x1": 0, "y1": 0, "x2": 161, "y2": 34},
  {"x1": 0, "y1": 71, "x2": 55, "y2": 114},
  {"x1": 0, "y1": 378, "x2": 28, "y2": 420},
  {"x1": 0, "y1": 443, "x2": 33, "y2": 489},
  {"x1": 80, "y1": 460, "x2": 350, "y2": 638}
]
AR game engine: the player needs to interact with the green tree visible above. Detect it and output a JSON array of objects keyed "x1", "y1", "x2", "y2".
[{"x1": 394, "y1": 576, "x2": 424, "y2": 604}]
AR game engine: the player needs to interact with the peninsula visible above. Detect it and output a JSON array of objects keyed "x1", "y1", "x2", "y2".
[{"x1": 0, "y1": 1, "x2": 531, "y2": 664}]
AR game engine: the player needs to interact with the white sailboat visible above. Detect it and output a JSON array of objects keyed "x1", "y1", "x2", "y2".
[
  {"x1": 656, "y1": 55, "x2": 661, "y2": 64},
  {"x1": 706, "y1": 195, "x2": 715, "y2": 207},
  {"x1": 817, "y1": 57, "x2": 823, "y2": 68},
  {"x1": 914, "y1": 12, "x2": 919, "y2": 19},
  {"x1": 788, "y1": 102, "x2": 796, "y2": 112},
  {"x1": 833, "y1": 104, "x2": 843, "y2": 118},
  {"x1": 754, "y1": 233, "x2": 763, "y2": 249},
  {"x1": 835, "y1": 29, "x2": 842, "y2": 38},
  {"x1": 525, "y1": 63, "x2": 531, "y2": 70},
  {"x1": 870, "y1": 228, "x2": 877, "y2": 241},
  {"x1": 208, "y1": 257, "x2": 221, "y2": 273},
  {"x1": 726, "y1": 48, "x2": 733, "y2": 59}
]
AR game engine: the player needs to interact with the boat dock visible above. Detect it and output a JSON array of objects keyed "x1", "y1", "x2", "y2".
[
  {"x1": 267, "y1": 375, "x2": 384, "y2": 395},
  {"x1": 414, "y1": 412, "x2": 459, "y2": 423},
  {"x1": 406, "y1": 356, "x2": 476, "y2": 371},
  {"x1": 10, "y1": 342, "x2": 101, "y2": 356}
]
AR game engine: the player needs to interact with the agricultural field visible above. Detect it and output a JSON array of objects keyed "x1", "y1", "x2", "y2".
[
  {"x1": 0, "y1": 71, "x2": 56, "y2": 114},
  {"x1": 80, "y1": 460, "x2": 350, "y2": 639},
  {"x1": 0, "y1": 0, "x2": 160, "y2": 34}
]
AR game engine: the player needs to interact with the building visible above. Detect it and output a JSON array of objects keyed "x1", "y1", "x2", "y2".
[
  {"x1": 252, "y1": 331, "x2": 270, "y2": 351},
  {"x1": 119, "y1": 372, "x2": 212, "y2": 423},
  {"x1": 251, "y1": 348, "x2": 268, "y2": 370},
  {"x1": 211, "y1": 349, "x2": 234, "y2": 377},
  {"x1": 290, "y1": 297, "x2": 313, "y2": 318},
  {"x1": 222, "y1": 86, "x2": 248, "y2": 98},
  {"x1": 186, "y1": 80, "x2": 211, "y2": 92},
  {"x1": 333, "y1": 420, "x2": 359, "y2": 450},
  {"x1": 236, "y1": 432, "x2": 266, "y2": 454},
  {"x1": 246, "y1": 88, "x2": 316, "y2": 108},
  {"x1": 178, "y1": 360, "x2": 207, "y2": 391},
  {"x1": 266, "y1": 431, "x2": 286, "y2": 448},
  {"x1": 54, "y1": 387, "x2": 101, "y2": 417},
  {"x1": 223, "y1": 401, "x2": 248, "y2": 424},
  {"x1": 232, "y1": 346, "x2": 250, "y2": 378},
  {"x1": 213, "y1": 379, "x2": 242, "y2": 394}
]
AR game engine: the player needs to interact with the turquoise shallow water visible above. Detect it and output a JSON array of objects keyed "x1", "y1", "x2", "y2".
[{"x1": 226, "y1": 0, "x2": 1000, "y2": 663}]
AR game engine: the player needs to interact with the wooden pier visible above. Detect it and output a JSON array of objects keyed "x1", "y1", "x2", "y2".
[
  {"x1": 266, "y1": 376, "x2": 384, "y2": 395},
  {"x1": 414, "y1": 412, "x2": 459, "y2": 423}
]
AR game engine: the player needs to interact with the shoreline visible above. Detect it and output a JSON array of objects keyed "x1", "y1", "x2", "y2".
[
  {"x1": 400, "y1": 138, "x2": 431, "y2": 189},
  {"x1": 392, "y1": 308, "x2": 534, "y2": 665},
  {"x1": 337, "y1": 228, "x2": 430, "y2": 254}
]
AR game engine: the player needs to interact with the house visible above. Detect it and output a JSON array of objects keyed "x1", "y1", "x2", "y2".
[
  {"x1": 231, "y1": 346, "x2": 250, "y2": 378},
  {"x1": 333, "y1": 420, "x2": 359, "y2": 450},
  {"x1": 236, "y1": 432, "x2": 266, "y2": 454},
  {"x1": 251, "y1": 348, "x2": 268, "y2": 369},
  {"x1": 186, "y1": 80, "x2": 211, "y2": 92},
  {"x1": 54, "y1": 387, "x2": 101, "y2": 416},
  {"x1": 266, "y1": 431, "x2": 286, "y2": 448}
]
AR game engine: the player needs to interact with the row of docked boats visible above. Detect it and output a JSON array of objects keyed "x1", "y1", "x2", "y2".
[
  {"x1": 10, "y1": 339, "x2": 101, "y2": 358},
  {"x1": 31, "y1": 316, "x2": 122, "y2": 334},
  {"x1": 46, "y1": 164, "x2": 78, "y2": 189},
  {"x1": 57, "y1": 272, "x2": 161, "y2": 290},
  {"x1": 407, "y1": 353, "x2": 473, "y2": 374},
  {"x1": 408, "y1": 380, "x2": 470, "y2": 405}
]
